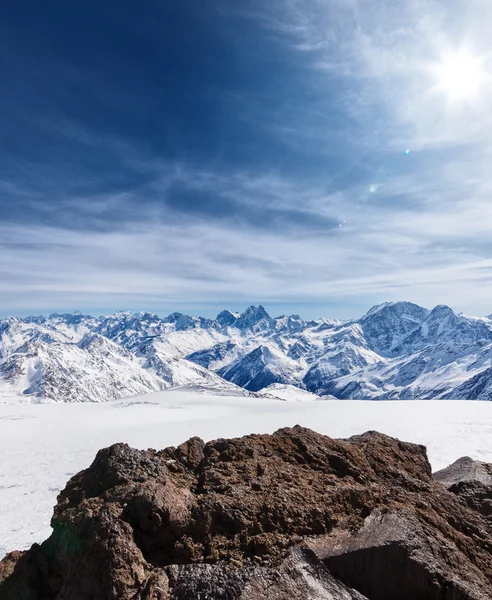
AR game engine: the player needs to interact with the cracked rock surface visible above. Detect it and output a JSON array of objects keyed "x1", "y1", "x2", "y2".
[{"x1": 1, "y1": 426, "x2": 491, "y2": 599}]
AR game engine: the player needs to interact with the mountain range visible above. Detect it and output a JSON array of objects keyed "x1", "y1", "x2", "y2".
[{"x1": 1, "y1": 301, "x2": 492, "y2": 402}]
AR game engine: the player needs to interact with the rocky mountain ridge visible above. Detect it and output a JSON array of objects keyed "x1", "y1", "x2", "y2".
[
  {"x1": 2, "y1": 301, "x2": 492, "y2": 402},
  {"x1": 1, "y1": 426, "x2": 491, "y2": 599}
]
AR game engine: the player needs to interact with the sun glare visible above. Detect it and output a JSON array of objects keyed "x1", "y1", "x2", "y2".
[{"x1": 431, "y1": 48, "x2": 488, "y2": 103}]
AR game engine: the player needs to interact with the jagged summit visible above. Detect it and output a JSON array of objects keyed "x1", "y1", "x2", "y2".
[{"x1": 234, "y1": 305, "x2": 272, "y2": 330}]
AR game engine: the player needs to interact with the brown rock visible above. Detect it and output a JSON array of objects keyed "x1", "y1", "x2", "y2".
[
  {"x1": 0, "y1": 551, "x2": 24, "y2": 584},
  {"x1": 1, "y1": 426, "x2": 491, "y2": 599}
]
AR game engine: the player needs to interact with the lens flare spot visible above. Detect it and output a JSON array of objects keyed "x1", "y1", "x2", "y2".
[{"x1": 431, "y1": 48, "x2": 488, "y2": 104}]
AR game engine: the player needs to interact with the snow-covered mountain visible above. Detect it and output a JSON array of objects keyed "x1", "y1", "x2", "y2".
[
  {"x1": 0, "y1": 334, "x2": 162, "y2": 403},
  {"x1": 217, "y1": 344, "x2": 305, "y2": 392},
  {"x1": 2, "y1": 301, "x2": 492, "y2": 402}
]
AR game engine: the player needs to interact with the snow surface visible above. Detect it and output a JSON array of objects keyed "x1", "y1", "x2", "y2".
[
  {"x1": 1, "y1": 389, "x2": 492, "y2": 558},
  {"x1": 255, "y1": 383, "x2": 321, "y2": 402}
]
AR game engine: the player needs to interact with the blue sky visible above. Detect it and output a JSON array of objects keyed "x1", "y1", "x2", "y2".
[{"x1": 2, "y1": 0, "x2": 492, "y2": 319}]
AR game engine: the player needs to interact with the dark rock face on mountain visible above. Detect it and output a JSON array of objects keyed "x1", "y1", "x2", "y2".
[
  {"x1": 187, "y1": 341, "x2": 237, "y2": 369},
  {"x1": 216, "y1": 310, "x2": 239, "y2": 328},
  {"x1": 450, "y1": 366, "x2": 492, "y2": 400},
  {"x1": 360, "y1": 301, "x2": 429, "y2": 356},
  {"x1": 217, "y1": 346, "x2": 303, "y2": 392},
  {"x1": 1, "y1": 427, "x2": 492, "y2": 599}
]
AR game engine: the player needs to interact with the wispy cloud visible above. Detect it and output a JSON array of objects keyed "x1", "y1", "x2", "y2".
[
  {"x1": 2, "y1": 152, "x2": 492, "y2": 317},
  {"x1": 3, "y1": 0, "x2": 492, "y2": 318}
]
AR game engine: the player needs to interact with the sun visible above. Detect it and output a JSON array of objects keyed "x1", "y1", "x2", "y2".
[{"x1": 431, "y1": 48, "x2": 488, "y2": 104}]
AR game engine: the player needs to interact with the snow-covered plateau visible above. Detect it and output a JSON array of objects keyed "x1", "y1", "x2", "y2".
[
  {"x1": 1, "y1": 388, "x2": 492, "y2": 557},
  {"x1": 2, "y1": 301, "x2": 492, "y2": 402}
]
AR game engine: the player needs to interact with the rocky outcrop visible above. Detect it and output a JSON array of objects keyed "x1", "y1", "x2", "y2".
[
  {"x1": 434, "y1": 456, "x2": 492, "y2": 523},
  {"x1": 434, "y1": 456, "x2": 492, "y2": 487},
  {"x1": 1, "y1": 427, "x2": 492, "y2": 599}
]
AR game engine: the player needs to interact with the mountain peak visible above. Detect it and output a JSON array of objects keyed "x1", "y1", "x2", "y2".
[
  {"x1": 246, "y1": 304, "x2": 269, "y2": 316},
  {"x1": 235, "y1": 305, "x2": 271, "y2": 330},
  {"x1": 163, "y1": 312, "x2": 185, "y2": 324},
  {"x1": 78, "y1": 332, "x2": 122, "y2": 351},
  {"x1": 429, "y1": 304, "x2": 455, "y2": 316},
  {"x1": 48, "y1": 311, "x2": 89, "y2": 325},
  {"x1": 216, "y1": 309, "x2": 239, "y2": 327},
  {"x1": 362, "y1": 301, "x2": 428, "y2": 321},
  {"x1": 112, "y1": 311, "x2": 134, "y2": 319},
  {"x1": 360, "y1": 301, "x2": 430, "y2": 357},
  {"x1": 78, "y1": 332, "x2": 107, "y2": 348}
]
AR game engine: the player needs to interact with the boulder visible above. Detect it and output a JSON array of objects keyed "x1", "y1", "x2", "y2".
[
  {"x1": 434, "y1": 456, "x2": 492, "y2": 524},
  {"x1": 433, "y1": 456, "x2": 492, "y2": 487},
  {"x1": 310, "y1": 509, "x2": 489, "y2": 600},
  {"x1": 1, "y1": 426, "x2": 491, "y2": 599}
]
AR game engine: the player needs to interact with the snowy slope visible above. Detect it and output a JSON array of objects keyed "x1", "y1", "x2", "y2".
[
  {"x1": 255, "y1": 383, "x2": 320, "y2": 401},
  {"x1": 142, "y1": 349, "x2": 239, "y2": 391},
  {"x1": 0, "y1": 334, "x2": 162, "y2": 403},
  {"x1": 2, "y1": 302, "x2": 492, "y2": 402}
]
